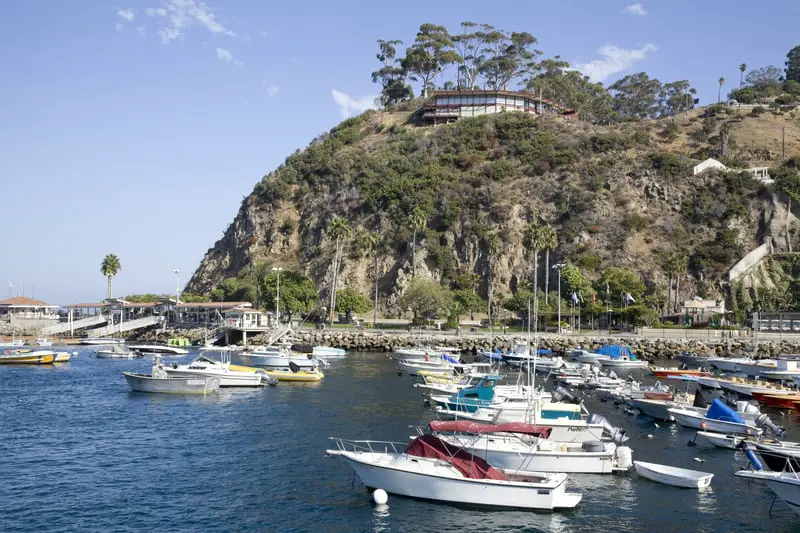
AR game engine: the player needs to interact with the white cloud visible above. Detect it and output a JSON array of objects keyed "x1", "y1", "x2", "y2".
[
  {"x1": 265, "y1": 84, "x2": 279, "y2": 97},
  {"x1": 331, "y1": 89, "x2": 378, "y2": 119},
  {"x1": 116, "y1": 23, "x2": 123, "y2": 31},
  {"x1": 575, "y1": 43, "x2": 657, "y2": 82},
  {"x1": 623, "y1": 3, "x2": 647, "y2": 15},
  {"x1": 216, "y1": 47, "x2": 233, "y2": 62},
  {"x1": 147, "y1": 0, "x2": 236, "y2": 44},
  {"x1": 117, "y1": 8, "x2": 135, "y2": 22}
]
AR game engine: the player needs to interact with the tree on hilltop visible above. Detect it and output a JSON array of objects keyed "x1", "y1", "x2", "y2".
[
  {"x1": 402, "y1": 24, "x2": 459, "y2": 96},
  {"x1": 372, "y1": 39, "x2": 413, "y2": 106},
  {"x1": 609, "y1": 72, "x2": 662, "y2": 120},
  {"x1": 786, "y1": 46, "x2": 800, "y2": 83}
]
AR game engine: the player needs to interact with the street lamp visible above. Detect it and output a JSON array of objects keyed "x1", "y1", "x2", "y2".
[
  {"x1": 172, "y1": 269, "x2": 180, "y2": 303},
  {"x1": 272, "y1": 267, "x2": 283, "y2": 324},
  {"x1": 552, "y1": 263, "x2": 566, "y2": 334}
]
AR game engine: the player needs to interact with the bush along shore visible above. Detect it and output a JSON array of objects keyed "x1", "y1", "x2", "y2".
[{"x1": 123, "y1": 327, "x2": 800, "y2": 360}]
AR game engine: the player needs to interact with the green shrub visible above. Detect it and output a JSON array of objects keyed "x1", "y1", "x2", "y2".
[{"x1": 651, "y1": 152, "x2": 687, "y2": 178}]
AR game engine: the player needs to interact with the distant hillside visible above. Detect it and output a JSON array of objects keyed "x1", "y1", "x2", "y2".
[{"x1": 185, "y1": 103, "x2": 800, "y2": 321}]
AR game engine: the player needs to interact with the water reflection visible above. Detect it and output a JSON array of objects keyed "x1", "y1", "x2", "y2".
[{"x1": 372, "y1": 504, "x2": 390, "y2": 532}]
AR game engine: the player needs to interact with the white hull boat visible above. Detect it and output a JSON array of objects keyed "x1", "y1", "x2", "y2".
[
  {"x1": 734, "y1": 360, "x2": 777, "y2": 378},
  {"x1": 435, "y1": 410, "x2": 608, "y2": 443},
  {"x1": 123, "y1": 372, "x2": 220, "y2": 394},
  {"x1": 96, "y1": 344, "x2": 140, "y2": 359},
  {"x1": 398, "y1": 359, "x2": 453, "y2": 375},
  {"x1": 393, "y1": 347, "x2": 429, "y2": 359},
  {"x1": 634, "y1": 461, "x2": 713, "y2": 489},
  {"x1": 312, "y1": 346, "x2": 346, "y2": 357},
  {"x1": 0, "y1": 339, "x2": 25, "y2": 348},
  {"x1": 630, "y1": 398, "x2": 679, "y2": 421},
  {"x1": 326, "y1": 436, "x2": 582, "y2": 511},
  {"x1": 128, "y1": 344, "x2": 190, "y2": 355},
  {"x1": 36, "y1": 338, "x2": 53, "y2": 347},
  {"x1": 694, "y1": 431, "x2": 745, "y2": 449},
  {"x1": 667, "y1": 407, "x2": 760, "y2": 436},
  {"x1": 570, "y1": 349, "x2": 610, "y2": 364},
  {"x1": 433, "y1": 427, "x2": 629, "y2": 474},
  {"x1": 735, "y1": 470, "x2": 800, "y2": 516},
  {"x1": 600, "y1": 359, "x2": 649, "y2": 369},
  {"x1": 706, "y1": 357, "x2": 750, "y2": 373},
  {"x1": 163, "y1": 355, "x2": 266, "y2": 387},
  {"x1": 239, "y1": 352, "x2": 317, "y2": 369},
  {"x1": 80, "y1": 337, "x2": 125, "y2": 345}
]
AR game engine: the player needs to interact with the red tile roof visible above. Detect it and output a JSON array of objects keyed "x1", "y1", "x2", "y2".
[{"x1": 0, "y1": 296, "x2": 54, "y2": 307}]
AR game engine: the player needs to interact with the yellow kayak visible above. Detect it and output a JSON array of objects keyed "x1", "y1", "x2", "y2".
[{"x1": 263, "y1": 369, "x2": 324, "y2": 382}]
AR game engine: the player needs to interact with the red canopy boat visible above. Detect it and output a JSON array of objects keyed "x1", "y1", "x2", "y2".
[{"x1": 650, "y1": 367, "x2": 711, "y2": 379}]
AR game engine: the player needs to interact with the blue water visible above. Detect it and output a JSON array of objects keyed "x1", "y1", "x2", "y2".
[{"x1": 1, "y1": 349, "x2": 799, "y2": 532}]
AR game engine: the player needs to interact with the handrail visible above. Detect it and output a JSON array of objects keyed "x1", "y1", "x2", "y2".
[{"x1": 329, "y1": 438, "x2": 406, "y2": 455}]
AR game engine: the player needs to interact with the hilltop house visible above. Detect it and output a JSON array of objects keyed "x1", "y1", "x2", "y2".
[{"x1": 416, "y1": 90, "x2": 576, "y2": 125}]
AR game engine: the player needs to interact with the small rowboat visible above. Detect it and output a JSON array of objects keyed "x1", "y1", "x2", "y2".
[
  {"x1": 694, "y1": 431, "x2": 746, "y2": 449},
  {"x1": 650, "y1": 367, "x2": 710, "y2": 379},
  {"x1": 643, "y1": 391, "x2": 674, "y2": 401},
  {"x1": 633, "y1": 460, "x2": 713, "y2": 489},
  {"x1": 263, "y1": 368, "x2": 324, "y2": 382}
]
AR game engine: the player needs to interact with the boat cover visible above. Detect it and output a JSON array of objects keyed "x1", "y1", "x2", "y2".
[
  {"x1": 706, "y1": 399, "x2": 744, "y2": 423},
  {"x1": 442, "y1": 354, "x2": 459, "y2": 365},
  {"x1": 405, "y1": 435, "x2": 505, "y2": 480},
  {"x1": 597, "y1": 344, "x2": 637, "y2": 360},
  {"x1": 429, "y1": 420, "x2": 553, "y2": 439}
]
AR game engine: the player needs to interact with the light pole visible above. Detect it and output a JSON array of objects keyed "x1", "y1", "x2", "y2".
[
  {"x1": 272, "y1": 267, "x2": 283, "y2": 324},
  {"x1": 553, "y1": 263, "x2": 565, "y2": 334},
  {"x1": 172, "y1": 269, "x2": 180, "y2": 302}
]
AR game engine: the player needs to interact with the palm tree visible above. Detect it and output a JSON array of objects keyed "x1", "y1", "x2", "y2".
[
  {"x1": 407, "y1": 207, "x2": 427, "y2": 277},
  {"x1": 524, "y1": 223, "x2": 544, "y2": 329},
  {"x1": 672, "y1": 255, "x2": 688, "y2": 313},
  {"x1": 327, "y1": 216, "x2": 352, "y2": 323},
  {"x1": 662, "y1": 254, "x2": 681, "y2": 313},
  {"x1": 483, "y1": 231, "x2": 502, "y2": 336},
  {"x1": 100, "y1": 254, "x2": 121, "y2": 299},
  {"x1": 718, "y1": 77, "x2": 725, "y2": 103},
  {"x1": 358, "y1": 228, "x2": 383, "y2": 327},
  {"x1": 538, "y1": 226, "x2": 557, "y2": 305},
  {"x1": 739, "y1": 63, "x2": 747, "y2": 90}
]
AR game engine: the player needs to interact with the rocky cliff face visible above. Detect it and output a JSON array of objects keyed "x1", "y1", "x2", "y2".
[{"x1": 186, "y1": 106, "x2": 799, "y2": 313}]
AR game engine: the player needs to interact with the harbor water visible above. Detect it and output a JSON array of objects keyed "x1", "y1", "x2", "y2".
[{"x1": 1, "y1": 348, "x2": 799, "y2": 532}]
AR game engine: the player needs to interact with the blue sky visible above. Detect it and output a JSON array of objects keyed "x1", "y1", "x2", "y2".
[{"x1": 0, "y1": 0, "x2": 797, "y2": 305}]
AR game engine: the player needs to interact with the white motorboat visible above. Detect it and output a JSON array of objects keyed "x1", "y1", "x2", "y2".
[
  {"x1": 393, "y1": 347, "x2": 430, "y2": 359},
  {"x1": 163, "y1": 353, "x2": 267, "y2": 387},
  {"x1": 752, "y1": 357, "x2": 800, "y2": 380},
  {"x1": 239, "y1": 346, "x2": 318, "y2": 369},
  {"x1": 326, "y1": 435, "x2": 582, "y2": 511},
  {"x1": 718, "y1": 377, "x2": 795, "y2": 398},
  {"x1": 630, "y1": 398, "x2": 681, "y2": 421},
  {"x1": 96, "y1": 344, "x2": 140, "y2": 359},
  {"x1": 634, "y1": 461, "x2": 713, "y2": 489},
  {"x1": 429, "y1": 420, "x2": 632, "y2": 474},
  {"x1": 398, "y1": 357, "x2": 454, "y2": 376},
  {"x1": 128, "y1": 344, "x2": 190, "y2": 355},
  {"x1": 735, "y1": 469, "x2": 800, "y2": 516},
  {"x1": 569, "y1": 349, "x2": 610, "y2": 364},
  {"x1": 734, "y1": 359, "x2": 777, "y2": 377},
  {"x1": 705, "y1": 356, "x2": 752, "y2": 373},
  {"x1": 434, "y1": 345, "x2": 461, "y2": 354},
  {"x1": 80, "y1": 337, "x2": 125, "y2": 345},
  {"x1": 122, "y1": 356, "x2": 220, "y2": 394},
  {"x1": 676, "y1": 353, "x2": 710, "y2": 368},
  {"x1": 693, "y1": 431, "x2": 745, "y2": 449},
  {"x1": 668, "y1": 400, "x2": 761, "y2": 436},
  {"x1": 312, "y1": 346, "x2": 346, "y2": 357},
  {"x1": 596, "y1": 344, "x2": 649, "y2": 368},
  {"x1": 0, "y1": 339, "x2": 25, "y2": 348}
]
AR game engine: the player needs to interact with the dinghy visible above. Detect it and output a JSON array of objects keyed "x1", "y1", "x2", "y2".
[
  {"x1": 694, "y1": 431, "x2": 745, "y2": 449},
  {"x1": 633, "y1": 460, "x2": 713, "y2": 489}
]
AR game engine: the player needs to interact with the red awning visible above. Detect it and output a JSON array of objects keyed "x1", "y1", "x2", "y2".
[
  {"x1": 429, "y1": 420, "x2": 552, "y2": 439},
  {"x1": 405, "y1": 435, "x2": 505, "y2": 480}
]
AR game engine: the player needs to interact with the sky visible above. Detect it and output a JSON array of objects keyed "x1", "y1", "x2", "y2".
[{"x1": 0, "y1": 0, "x2": 798, "y2": 305}]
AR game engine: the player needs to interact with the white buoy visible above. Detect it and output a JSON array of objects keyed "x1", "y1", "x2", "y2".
[
  {"x1": 646, "y1": 434, "x2": 654, "y2": 439},
  {"x1": 373, "y1": 489, "x2": 388, "y2": 505}
]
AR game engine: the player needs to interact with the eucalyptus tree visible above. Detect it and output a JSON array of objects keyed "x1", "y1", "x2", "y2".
[
  {"x1": 326, "y1": 216, "x2": 352, "y2": 323},
  {"x1": 401, "y1": 23, "x2": 459, "y2": 95},
  {"x1": 371, "y1": 39, "x2": 413, "y2": 106},
  {"x1": 101, "y1": 254, "x2": 121, "y2": 299}
]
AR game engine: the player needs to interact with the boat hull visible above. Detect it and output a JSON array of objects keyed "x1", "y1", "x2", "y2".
[
  {"x1": 668, "y1": 409, "x2": 759, "y2": 435},
  {"x1": 239, "y1": 353, "x2": 317, "y2": 368},
  {"x1": 0, "y1": 353, "x2": 56, "y2": 364},
  {"x1": 694, "y1": 431, "x2": 743, "y2": 449},
  {"x1": 163, "y1": 368, "x2": 264, "y2": 387},
  {"x1": 634, "y1": 461, "x2": 713, "y2": 489},
  {"x1": 736, "y1": 471, "x2": 800, "y2": 516},
  {"x1": 334, "y1": 453, "x2": 581, "y2": 510},
  {"x1": 630, "y1": 398, "x2": 675, "y2": 421},
  {"x1": 122, "y1": 372, "x2": 220, "y2": 394},
  {"x1": 600, "y1": 360, "x2": 649, "y2": 368}
]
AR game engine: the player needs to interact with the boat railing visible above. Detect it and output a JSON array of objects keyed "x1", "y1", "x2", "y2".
[{"x1": 328, "y1": 438, "x2": 406, "y2": 455}]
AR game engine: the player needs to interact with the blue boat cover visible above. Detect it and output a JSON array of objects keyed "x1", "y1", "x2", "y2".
[
  {"x1": 537, "y1": 349, "x2": 553, "y2": 355},
  {"x1": 442, "y1": 354, "x2": 459, "y2": 365},
  {"x1": 596, "y1": 344, "x2": 636, "y2": 360},
  {"x1": 706, "y1": 399, "x2": 744, "y2": 423}
]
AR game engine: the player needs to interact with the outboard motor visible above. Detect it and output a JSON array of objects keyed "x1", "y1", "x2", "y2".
[
  {"x1": 608, "y1": 370, "x2": 618, "y2": 380},
  {"x1": 755, "y1": 413, "x2": 785, "y2": 438},
  {"x1": 587, "y1": 414, "x2": 629, "y2": 444},
  {"x1": 552, "y1": 386, "x2": 580, "y2": 404}
]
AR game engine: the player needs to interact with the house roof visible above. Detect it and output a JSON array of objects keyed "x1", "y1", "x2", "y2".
[
  {"x1": 176, "y1": 302, "x2": 252, "y2": 309},
  {"x1": 0, "y1": 296, "x2": 55, "y2": 308},
  {"x1": 65, "y1": 303, "x2": 107, "y2": 309}
]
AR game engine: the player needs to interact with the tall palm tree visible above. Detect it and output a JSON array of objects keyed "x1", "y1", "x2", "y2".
[
  {"x1": 718, "y1": 77, "x2": 725, "y2": 103},
  {"x1": 358, "y1": 228, "x2": 383, "y2": 327},
  {"x1": 327, "y1": 216, "x2": 352, "y2": 323},
  {"x1": 662, "y1": 254, "x2": 680, "y2": 313},
  {"x1": 483, "y1": 231, "x2": 502, "y2": 336},
  {"x1": 538, "y1": 226, "x2": 557, "y2": 305},
  {"x1": 407, "y1": 207, "x2": 427, "y2": 277},
  {"x1": 524, "y1": 223, "x2": 544, "y2": 329},
  {"x1": 739, "y1": 63, "x2": 747, "y2": 90},
  {"x1": 673, "y1": 255, "x2": 688, "y2": 313},
  {"x1": 100, "y1": 254, "x2": 121, "y2": 299}
]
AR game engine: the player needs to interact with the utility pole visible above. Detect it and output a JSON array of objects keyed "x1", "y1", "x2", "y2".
[{"x1": 272, "y1": 267, "x2": 283, "y2": 325}]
